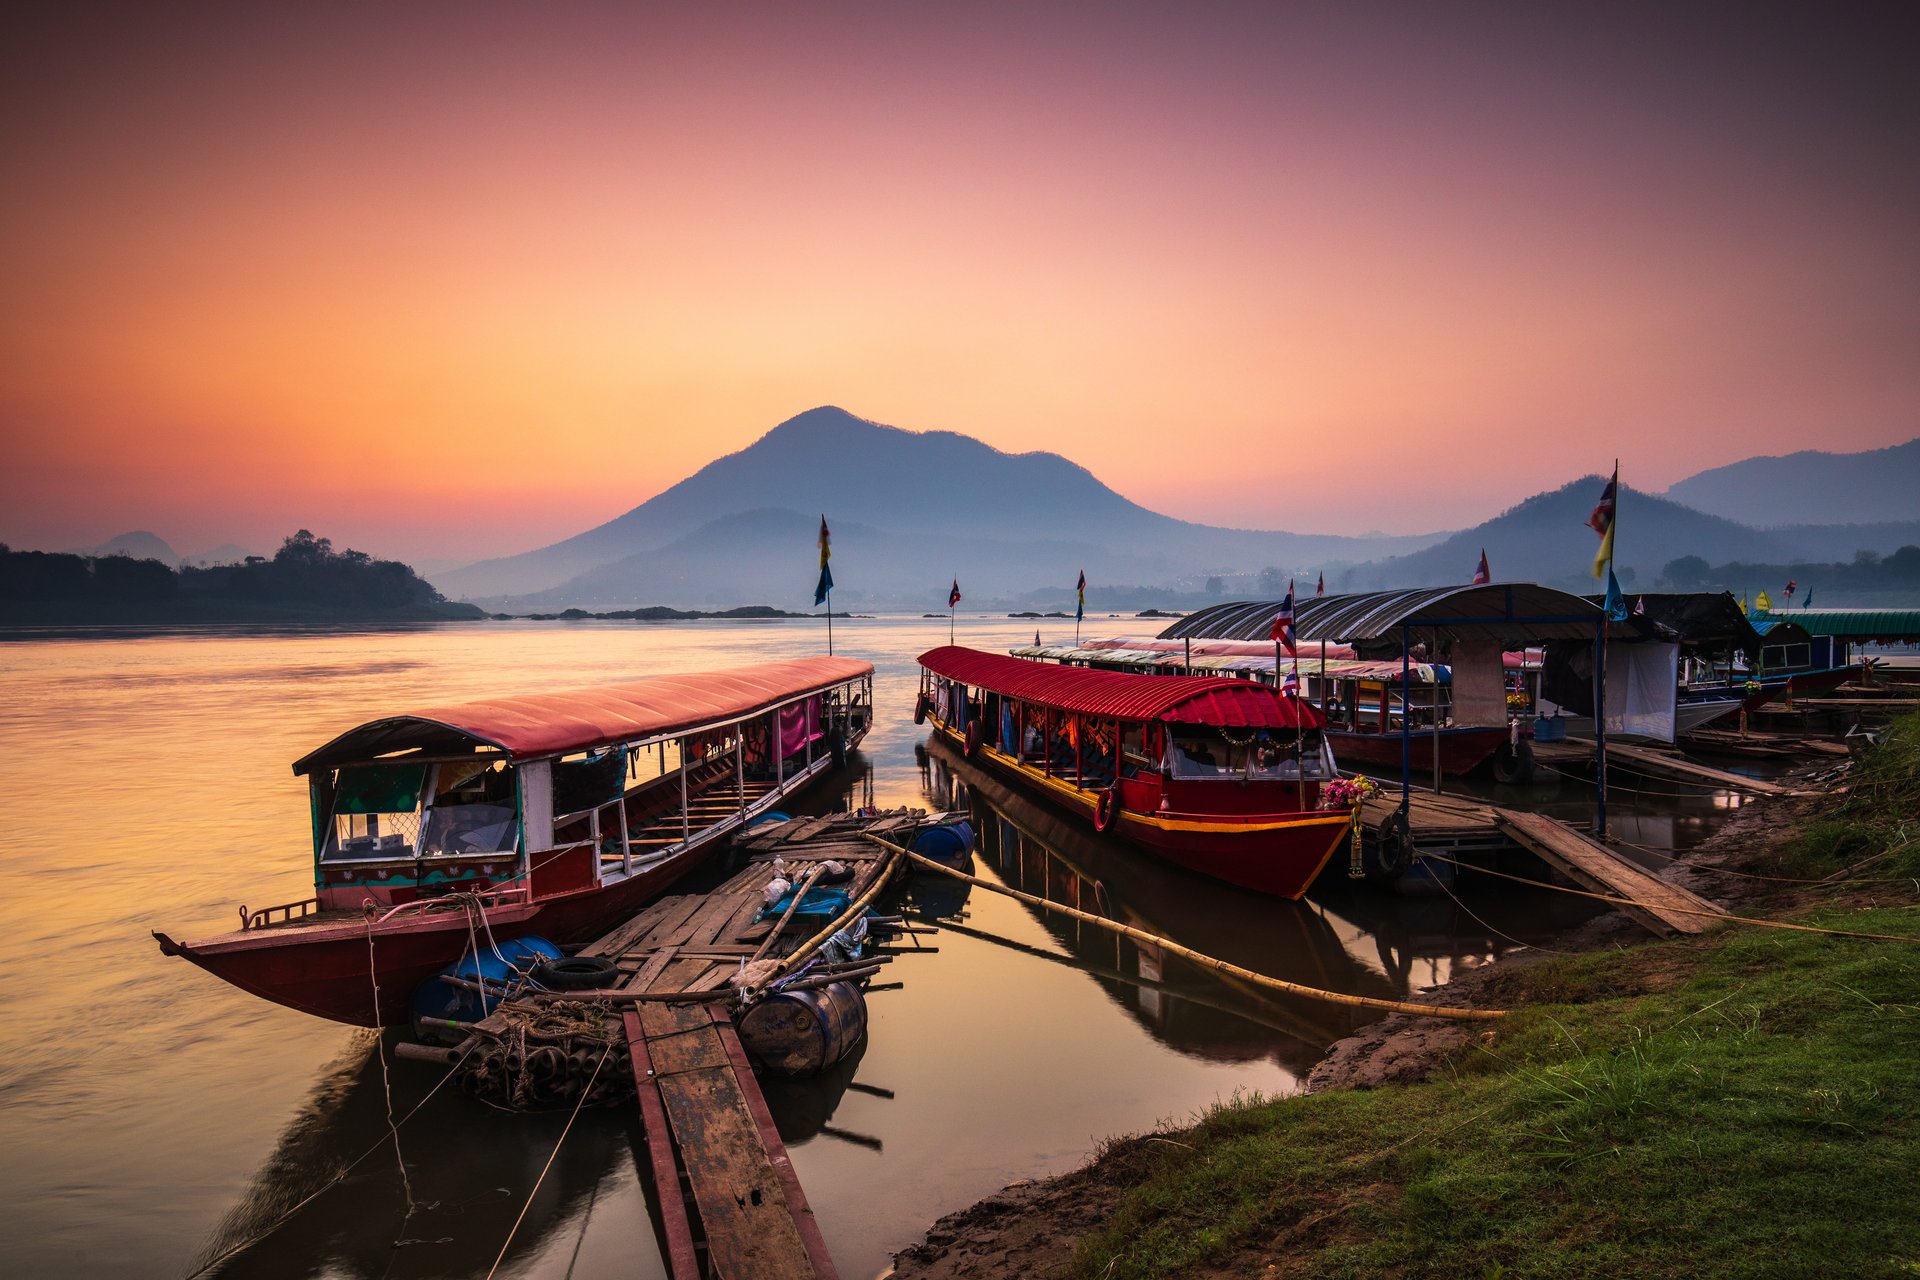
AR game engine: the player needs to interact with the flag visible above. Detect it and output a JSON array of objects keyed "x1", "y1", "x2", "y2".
[
  {"x1": 1602, "y1": 568, "x2": 1627, "y2": 621},
  {"x1": 1634, "y1": 596, "x2": 1645, "y2": 616},
  {"x1": 1803, "y1": 588, "x2": 1813, "y2": 609},
  {"x1": 1739, "y1": 592, "x2": 1749, "y2": 615},
  {"x1": 1755, "y1": 590, "x2": 1772, "y2": 613},
  {"x1": 1588, "y1": 464, "x2": 1617, "y2": 579},
  {"x1": 1315, "y1": 572, "x2": 1324, "y2": 597},
  {"x1": 1281, "y1": 666, "x2": 1299, "y2": 697},
  {"x1": 1035, "y1": 629, "x2": 1042, "y2": 645},
  {"x1": 1784, "y1": 578, "x2": 1797, "y2": 601},
  {"x1": 1269, "y1": 579, "x2": 1296, "y2": 657},
  {"x1": 948, "y1": 579, "x2": 962, "y2": 609},
  {"x1": 1471, "y1": 548, "x2": 1490, "y2": 585},
  {"x1": 1076, "y1": 570, "x2": 1085, "y2": 622},
  {"x1": 813, "y1": 515, "x2": 833, "y2": 606}
]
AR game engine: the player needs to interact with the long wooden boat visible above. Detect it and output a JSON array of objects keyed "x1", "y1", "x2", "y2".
[
  {"x1": 154, "y1": 657, "x2": 874, "y2": 1027},
  {"x1": 916, "y1": 646, "x2": 1349, "y2": 898}
]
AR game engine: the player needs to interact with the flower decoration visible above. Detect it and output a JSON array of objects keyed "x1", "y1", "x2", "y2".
[{"x1": 1323, "y1": 776, "x2": 1380, "y2": 808}]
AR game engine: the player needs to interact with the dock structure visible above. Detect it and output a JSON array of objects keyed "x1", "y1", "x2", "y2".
[
  {"x1": 1492, "y1": 810, "x2": 1720, "y2": 937},
  {"x1": 447, "y1": 807, "x2": 958, "y2": 1280},
  {"x1": 1357, "y1": 789, "x2": 1515, "y2": 864},
  {"x1": 1535, "y1": 738, "x2": 1795, "y2": 797}
]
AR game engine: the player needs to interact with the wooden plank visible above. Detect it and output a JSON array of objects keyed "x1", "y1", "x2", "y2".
[
  {"x1": 1494, "y1": 809, "x2": 1717, "y2": 938},
  {"x1": 583, "y1": 896, "x2": 690, "y2": 958},
  {"x1": 636, "y1": 1005, "x2": 823, "y2": 1280},
  {"x1": 623, "y1": 1010, "x2": 702, "y2": 1280},
  {"x1": 623, "y1": 944, "x2": 682, "y2": 992}
]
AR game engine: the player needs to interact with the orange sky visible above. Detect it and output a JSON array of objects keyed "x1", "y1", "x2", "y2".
[{"x1": 3, "y1": 3, "x2": 1915, "y2": 562}]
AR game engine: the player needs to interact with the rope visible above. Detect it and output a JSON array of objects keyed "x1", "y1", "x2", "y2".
[
  {"x1": 180, "y1": 1038, "x2": 480, "y2": 1279},
  {"x1": 1605, "y1": 834, "x2": 1920, "y2": 887},
  {"x1": 868, "y1": 835, "x2": 1505, "y2": 1021},
  {"x1": 484, "y1": 1042, "x2": 612, "y2": 1280},
  {"x1": 1423, "y1": 853, "x2": 1920, "y2": 943},
  {"x1": 366, "y1": 922, "x2": 416, "y2": 1220}
]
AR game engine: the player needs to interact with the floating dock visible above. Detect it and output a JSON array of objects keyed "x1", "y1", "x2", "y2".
[
  {"x1": 1534, "y1": 738, "x2": 1795, "y2": 797},
  {"x1": 441, "y1": 807, "x2": 960, "y2": 1280}
]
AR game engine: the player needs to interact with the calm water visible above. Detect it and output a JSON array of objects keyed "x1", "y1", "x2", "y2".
[{"x1": 0, "y1": 618, "x2": 1755, "y2": 1278}]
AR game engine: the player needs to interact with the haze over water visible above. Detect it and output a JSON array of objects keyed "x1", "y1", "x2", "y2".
[{"x1": 0, "y1": 617, "x2": 1749, "y2": 1278}]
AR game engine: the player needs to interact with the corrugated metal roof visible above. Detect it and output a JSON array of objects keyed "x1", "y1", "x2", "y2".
[
  {"x1": 293, "y1": 656, "x2": 874, "y2": 774},
  {"x1": 1756, "y1": 609, "x2": 1920, "y2": 642},
  {"x1": 1159, "y1": 584, "x2": 1629, "y2": 644},
  {"x1": 1750, "y1": 618, "x2": 1813, "y2": 641},
  {"x1": 919, "y1": 646, "x2": 1321, "y2": 729}
]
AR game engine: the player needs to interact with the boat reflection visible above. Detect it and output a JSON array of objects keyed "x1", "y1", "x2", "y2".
[{"x1": 919, "y1": 736, "x2": 1574, "y2": 1072}]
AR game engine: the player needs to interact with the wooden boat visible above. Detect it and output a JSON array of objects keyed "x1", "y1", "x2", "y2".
[
  {"x1": 916, "y1": 646, "x2": 1349, "y2": 898},
  {"x1": 154, "y1": 657, "x2": 874, "y2": 1027}
]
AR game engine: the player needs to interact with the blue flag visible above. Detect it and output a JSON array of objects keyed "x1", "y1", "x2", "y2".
[
  {"x1": 813, "y1": 515, "x2": 833, "y2": 606},
  {"x1": 1602, "y1": 567, "x2": 1627, "y2": 621}
]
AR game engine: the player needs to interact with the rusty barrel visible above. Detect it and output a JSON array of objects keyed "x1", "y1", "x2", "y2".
[{"x1": 736, "y1": 981, "x2": 868, "y2": 1076}]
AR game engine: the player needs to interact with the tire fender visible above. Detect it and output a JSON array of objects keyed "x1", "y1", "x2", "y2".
[
  {"x1": 963, "y1": 718, "x2": 980, "y2": 756},
  {"x1": 1092, "y1": 788, "x2": 1121, "y2": 834}
]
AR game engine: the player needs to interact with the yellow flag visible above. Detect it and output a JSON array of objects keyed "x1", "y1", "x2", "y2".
[{"x1": 1755, "y1": 591, "x2": 1772, "y2": 612}]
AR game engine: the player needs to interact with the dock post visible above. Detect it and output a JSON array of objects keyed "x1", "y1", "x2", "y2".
[
  {"x1": 1593, "y1": 613, "x2": 1609, "y2": 838},
  {"x1": 1400, "y1": 623, "x2": 1412, "y2": 820}
]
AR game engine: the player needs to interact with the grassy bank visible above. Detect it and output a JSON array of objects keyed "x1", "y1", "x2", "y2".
[{"x1": 1071, "y1": 717, "x2": 1920, "y2": 1279}]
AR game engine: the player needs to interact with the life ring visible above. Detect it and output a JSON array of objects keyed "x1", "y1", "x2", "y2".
[
  {"x1": 963, "y1": 718, "x2": 980, "y2": 756},
  {"x1": 914, "y1": 695, "x2": 928, "y2": 725},
  {"x1": 532, "y1": 956, "x2": 619, "y2": 990},
  {"x1": 1092, "y1": 788, "x2": 1121, "y2": 834}
]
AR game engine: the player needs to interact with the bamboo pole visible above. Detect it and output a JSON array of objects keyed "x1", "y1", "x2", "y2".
[{"x1": 866, "y1": 835, "x2": 1505, "y2": 1021}]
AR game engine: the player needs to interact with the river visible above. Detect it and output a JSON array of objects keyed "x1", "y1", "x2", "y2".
[{"x1": 0, "y1": 617, "x2": 1756, "y2": 1278}]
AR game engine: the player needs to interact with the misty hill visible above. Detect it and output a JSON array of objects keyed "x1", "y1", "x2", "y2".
[
  {"x1": 1337, "y1": 479, "x2": 1920, "y2": 594},
  {"x1": 437, "y1": 407, "x2": 1442, "y2": 607},
  {"x1": 1663, "y1": 440, "x2": 1920, "y2": 525},
  {"x1": 66, "y1": 530, "x2": 179, "y2": 565}
]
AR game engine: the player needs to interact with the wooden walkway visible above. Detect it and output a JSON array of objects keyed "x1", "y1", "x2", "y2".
[
  {"x1": 1538, "y1": 738, "x2": 1795, "y2": 797},
  {"x1": 1493, "y1": 809, "x2": 1721, "y2": 938}
]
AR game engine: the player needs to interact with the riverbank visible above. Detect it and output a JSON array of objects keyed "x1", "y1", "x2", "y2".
[{"x1": 891, "y1": 722, "x2": 1920, "y2": 1278}]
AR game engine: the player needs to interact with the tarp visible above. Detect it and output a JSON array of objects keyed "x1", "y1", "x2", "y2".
[
  {"x1": 1539, "y1": 641, "x2": 1679, "y2": 741},
  {"x1": 293, "y1": 656, "x2": 873, "y2": 774},
  {"x1": 920, "y1": 646, "x2": 1323, "y2": 729}
]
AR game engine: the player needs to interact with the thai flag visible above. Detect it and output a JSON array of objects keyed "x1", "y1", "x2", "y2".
[
  {"x1": 1281, "y1": 666, "x2": 1299, "y2": 697},
  {"x1": 1472, "y1": 548, "x2": 1490, "y2": 585},
  {"x1": 1315, "y1": 572, "x2": 1324, "y2": 597},
  {"x1": 1269, "y1": 579, "x2": 1296, "y2": 657},
  {"x1": 948, "y1": 579, "x2": 962, "y2": 608}
]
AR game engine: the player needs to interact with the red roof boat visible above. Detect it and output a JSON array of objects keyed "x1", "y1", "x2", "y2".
[
  {"x1": 155, "y1": 656, "x2": 873, "y2": 1027},
  {"x1": 916, "y1": 647, "x2": 1349, "y2": 898}
]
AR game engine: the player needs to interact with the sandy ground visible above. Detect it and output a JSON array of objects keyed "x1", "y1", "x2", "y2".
[{"x1": 883, "y1": 783, "x2": 1825, "y2": 1279}]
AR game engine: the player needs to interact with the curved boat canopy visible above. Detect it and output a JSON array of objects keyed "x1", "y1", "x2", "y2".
[
  {"x1": 1161, "y1": 584, "x2": 1632, "y2": 646},
  {"x1": 919, "y1": 646, "x2": 1321, "y2": 729},
  {"x1": 293, "y1": 656, "x2": 874, "y2": 774}
]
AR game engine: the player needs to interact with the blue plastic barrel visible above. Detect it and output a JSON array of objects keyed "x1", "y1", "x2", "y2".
[{"x1": 909, "y1": 819, "x2": 975, "y2": 860}]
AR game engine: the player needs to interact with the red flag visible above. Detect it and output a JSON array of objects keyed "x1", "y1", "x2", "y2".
[
  {"x1": 948, "y1": 579, "x2": 962, "y2": 608},
  {"x1": 1269, "y1": 579, "x2": 1296, "y2": 657},
  {"x1": 1472, "y1": 548, "x2": 1490, "y2": 585}
]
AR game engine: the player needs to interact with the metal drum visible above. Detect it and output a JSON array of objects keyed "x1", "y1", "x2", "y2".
[{"x1": 736, "y1": 981, "x2": 868, "y2": 1076}]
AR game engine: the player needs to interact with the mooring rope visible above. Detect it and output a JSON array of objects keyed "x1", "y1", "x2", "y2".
[
  {"x1": 1421, "y1": 852, "x2": 1920, "y2": 943},
  {"x1": 484, "y1": 1042, "x2": 613, "y2": 1280},
  {"x1": 866, "y1": 835, "x2": 1506, "y2": 1021}
]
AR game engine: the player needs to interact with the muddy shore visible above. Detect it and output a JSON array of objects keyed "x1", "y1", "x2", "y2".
[{"x1": 884, "y1": 791, "x2": 1813, "y2": 1279}]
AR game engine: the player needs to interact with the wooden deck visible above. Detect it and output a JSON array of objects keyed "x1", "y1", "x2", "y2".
[
  {"x1": 1537, "y1": 738, "x2": 1795, "y2": 797},
  {"x1": 1493, "y1": 809, "x2": 1721, "y2": 938}
]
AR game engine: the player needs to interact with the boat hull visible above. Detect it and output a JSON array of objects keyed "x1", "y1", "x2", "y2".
[
  {"x1": 1326, "y1": 725, "x2": 1508, "y2": 777},
  {"x1": 928, "y1": 719, "x2": 1347, "y2": 899}
]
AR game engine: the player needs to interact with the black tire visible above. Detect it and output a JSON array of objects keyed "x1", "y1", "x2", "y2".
[
  {"x1": 913, "y1": 695, "x2": 928, "y2": 725},
  {"x1": 830, "y1": 733, "x2": 849, "y2": 769},
  {"x1": 1372, "y1": 816, "x2": 1414, "y2": 880},
  {"x1": 963, "y1": 719, "x2": 980, "y2": 756},
  {"x1": 1490, "y1": 739, "x2": 1534, "y2": 785},
  {"x1": 532, "y1": 956, "x2": 619, "y2": 990},
  {"x1": 1092, "y1": 788, "x2": 1120, "y2": 834}
]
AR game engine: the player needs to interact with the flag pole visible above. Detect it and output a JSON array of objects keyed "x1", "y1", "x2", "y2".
[{"x1": 826, "y1": 588, "x2": 833, "y2": 656}]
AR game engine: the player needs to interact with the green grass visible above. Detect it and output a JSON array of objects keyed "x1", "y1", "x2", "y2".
[
  {"x1": 1070, "y1": 719, "x2": 1920, "y2": 1279},
  {"x1": 1776, "y1": 712, "x2": 1920, "y2": 881}
]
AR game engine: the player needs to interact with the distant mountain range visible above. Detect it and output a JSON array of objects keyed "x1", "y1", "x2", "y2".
[
  {"x1": 1661, "y1": 441, "x2": 1920, "y2": 526},
  {"x1": 61, "y1": 532, "x2": 258, "y2": 568},
  {"x1": 438, "y1": 407, "x2": 1442, "y2": 609}
]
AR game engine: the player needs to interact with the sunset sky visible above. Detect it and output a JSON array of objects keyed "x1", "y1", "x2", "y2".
[{"x1": 3, "y1": 2, "x2": 1915, "y2": 563}]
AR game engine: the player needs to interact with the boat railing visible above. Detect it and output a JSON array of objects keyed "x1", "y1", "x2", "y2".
[{"x1": 238, "y1": 897, "x2": 319, "y2": 931}]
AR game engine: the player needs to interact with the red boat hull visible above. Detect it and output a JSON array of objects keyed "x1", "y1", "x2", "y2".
[
  {"x1": 934, "y1": 723, "x2": 1348, "y2": 899},
  {"x1": 154, "y1": 848, "x2": 718, "y2": 1027},
  {"x1": 1327, "y1": 726, "x2": 1508, "y2": 777}
]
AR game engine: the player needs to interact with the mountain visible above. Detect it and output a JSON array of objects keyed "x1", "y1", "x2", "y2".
[
  {"x1": 65, "y1": 531, "x2": 179, "y2": 565},
  {"x1": 1337, "y1": 478, "x2": 1920, "y2": 593},
  {"x1": 1663, "y1": 440, "x2": 1920, "y2": 525},
  {"x1": 437, "y1": 406, "x2": 1443, "y2": 607}
]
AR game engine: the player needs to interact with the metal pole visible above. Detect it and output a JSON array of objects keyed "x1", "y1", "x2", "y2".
[
  {"x1": 826, "y1": 590, "x2": 833, "y2": 656},
  {"x1": 1594, "y1": 613, "x2": 1609, "y2": 837},
  {"x1": 678, "y1": 737, "x2": 690, "y2": 845},
  {"x1": 1400, "y1": 623, "x2": 1412, "y2": 819},
  {"x1": 1431, "y1": 628, "x2": 1442, "y2": 794}
]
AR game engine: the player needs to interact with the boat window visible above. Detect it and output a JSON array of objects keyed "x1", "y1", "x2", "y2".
[
  {"x1": 326, "y1": 762, "x2": 426, "y2": 860},
  {"x1": 419, "y1": 761, "x2": 519, "y2": 857},
  {"x1": 1165, "y1": 729, "x2": 1335, "y2": 781},
  {"x1": 553, "y1": 747, "x2": 626, "y2": 818}
]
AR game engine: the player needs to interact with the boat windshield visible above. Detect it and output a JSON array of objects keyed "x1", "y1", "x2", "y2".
[
  {"x1": 1165, "y1": 729, "x2": 1336, "y2": 782},
  {"x1": 324, "y1": 760, "x2": 519, "y2": 861}
]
